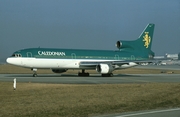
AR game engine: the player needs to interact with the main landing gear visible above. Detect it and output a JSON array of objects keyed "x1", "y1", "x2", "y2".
[
  {"x1": 31, "y1": 68, "x2": 37, "y2": 77},
  {"x1": 78, "y1": 69, "x2": 113, "y2": 77},
  {"x1": 78, "y1": 69, "x2": 89, "y2": 76}
]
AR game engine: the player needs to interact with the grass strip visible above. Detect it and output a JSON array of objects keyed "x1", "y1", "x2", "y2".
[{"x1": 0, "y1": 82, "x2": 180, "y2": 117}]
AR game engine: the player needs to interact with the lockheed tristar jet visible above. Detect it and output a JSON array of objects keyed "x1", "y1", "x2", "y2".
[{"x1": 7, "y1": 23, "x2": 155, "y2": 77}]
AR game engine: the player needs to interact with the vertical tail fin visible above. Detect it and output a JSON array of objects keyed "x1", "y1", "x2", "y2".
[{"x1": 137, "y1": 23, "x2": 155, "y2": 50}]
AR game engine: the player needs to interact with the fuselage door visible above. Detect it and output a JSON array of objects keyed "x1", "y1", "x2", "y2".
[
  {"x1": 114, "y1": 55, "x2": 119, "y2": 60},
  {"x1": 27, "y1": 52, "x2": 32, "y2": 57},
  {"x1": 71, "y1": 53, "x2": 76, "y2": 59},
  {"x1": 131, "y1": 55, "x2": 135, "y2": 60}
]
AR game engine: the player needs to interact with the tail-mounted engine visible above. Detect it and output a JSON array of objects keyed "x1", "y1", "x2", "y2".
[
  {"x1": 96, "y1": 64, "x2": 114, "y2": 74},
  {"x1": 116, "y1": 40, "x2": 135, "y2": 50}
]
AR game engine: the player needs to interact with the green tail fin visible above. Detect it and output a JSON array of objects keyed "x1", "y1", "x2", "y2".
[{"x1": 137, "y1": 23, "x2": 155, "y2": 50}]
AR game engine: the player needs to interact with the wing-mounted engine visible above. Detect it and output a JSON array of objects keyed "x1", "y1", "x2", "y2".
[
  {"x1": 96, "y1": 64, "x2": 114, "y2": 74},
  {"x1": 116, "y1": 40, "x2": 135, "y2": 50},
  {"x1": 52, "y1": 69, "x2": 68, "y2": 73}
]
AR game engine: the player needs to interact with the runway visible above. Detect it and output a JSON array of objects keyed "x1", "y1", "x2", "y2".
[
  {"x1": 0, "y1": 64, "x2": 180, "y2": 84},
  {"x1": 0, "y1": 73, "x2": 180, "y2": 84}
]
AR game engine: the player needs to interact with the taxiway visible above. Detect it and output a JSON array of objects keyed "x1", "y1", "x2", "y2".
[{"x1": 0, "y1": 74, "x2": 180, "y2": 84}]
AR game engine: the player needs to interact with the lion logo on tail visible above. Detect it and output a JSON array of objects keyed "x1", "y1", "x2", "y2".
[{"x1": 143, "y1": 32, "x2": 151, "y2": 48}]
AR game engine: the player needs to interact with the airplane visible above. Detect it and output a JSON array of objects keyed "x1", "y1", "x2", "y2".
[{"x1": 6, "y1": 23, "x2": 155, "y2": 77}]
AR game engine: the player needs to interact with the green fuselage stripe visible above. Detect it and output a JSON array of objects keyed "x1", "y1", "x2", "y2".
[{"x1": 11, "y1": 48, "x2": 152, "y2": 61}]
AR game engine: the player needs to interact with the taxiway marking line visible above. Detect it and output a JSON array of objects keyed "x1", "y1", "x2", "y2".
[{"x1": 116, "y1": 108, "x2": 180, "y2": 117}]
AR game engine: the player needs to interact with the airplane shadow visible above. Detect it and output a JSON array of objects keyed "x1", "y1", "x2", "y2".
[{"x1": 6, "y1": 73, "x2": 141, "y2": 78}]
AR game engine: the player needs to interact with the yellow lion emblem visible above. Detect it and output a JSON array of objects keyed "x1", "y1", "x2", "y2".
[{"x1": 143, "y1": 32, "x2": 151, "y2": 48}]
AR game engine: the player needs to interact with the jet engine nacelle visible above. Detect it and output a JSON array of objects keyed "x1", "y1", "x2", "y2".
[
  {"x1": 96, "y1": 64, "x2": 114, "y2": 74},
  {"x1": 116, "y1": 40, "x2": 134, "y2": 49},
  {"x1": 52, "y1": 69, "x2": 67, "y2": 73}
]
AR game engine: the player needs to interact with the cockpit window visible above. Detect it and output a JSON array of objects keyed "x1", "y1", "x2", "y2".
[
  {"x1": 11, "y1": 54, "x2": 16, "y2": 57},
  {"x1": 11, "y1": 54, "x2": 22, "y2": 57}
]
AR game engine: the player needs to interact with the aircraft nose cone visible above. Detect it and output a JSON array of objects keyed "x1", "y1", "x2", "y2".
[
  {"x1": 6, "y1": 58, "x2": 15, "y2": 64},
  {"x1": 6, "y1": 57, "x2": 22, "y2": 66},
  {"x1": 6, "y1": 58, "x2": 11, "y2": 64}
]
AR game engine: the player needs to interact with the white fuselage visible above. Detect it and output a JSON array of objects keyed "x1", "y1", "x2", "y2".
[{"x1": 6, "y1": 57, "x2": 137, "y2": 69}]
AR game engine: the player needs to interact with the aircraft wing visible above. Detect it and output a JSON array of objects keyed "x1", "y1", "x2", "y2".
[{"x1": 79, "y1": 60, "x2": 154, "y2": 67}]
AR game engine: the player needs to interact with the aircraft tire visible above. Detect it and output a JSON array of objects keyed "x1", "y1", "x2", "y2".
[{"x1": 33, "y1": 74, "x2": 37, "y2": 77}]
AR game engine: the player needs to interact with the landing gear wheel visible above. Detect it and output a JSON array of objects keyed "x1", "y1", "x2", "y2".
[
  {"x1": 31, "y1": 68, "x2": 38, "y2": 77},
  {"x1": 102, "y1": 73, "x2": 113, "y2": 77},
  {"x1": 33, "y1": 74, "x2": 37, "y2": 77},
  {"x1": 78, "y1": 69, "x2": 89, "y2": 76}
]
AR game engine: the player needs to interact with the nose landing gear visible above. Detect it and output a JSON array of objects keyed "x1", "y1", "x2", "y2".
[{"x1": 31, "y1": 68, "x2": 37, "y2": 77}]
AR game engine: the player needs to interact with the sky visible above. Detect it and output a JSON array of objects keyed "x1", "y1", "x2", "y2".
[{"x1": 0, "y1": 0, "x2": 180, "y2": 62}]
